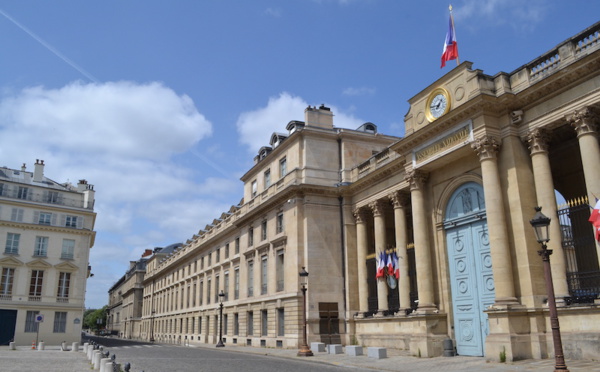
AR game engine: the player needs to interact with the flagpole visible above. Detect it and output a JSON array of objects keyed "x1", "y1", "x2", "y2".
[{"x1": 449, "y1": 4, "x2": 460, "y2": 65}]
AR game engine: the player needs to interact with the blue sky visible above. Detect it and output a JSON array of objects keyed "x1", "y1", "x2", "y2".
[{"x1": 0, "y1": 1, "x2": 598, "y2": 309}]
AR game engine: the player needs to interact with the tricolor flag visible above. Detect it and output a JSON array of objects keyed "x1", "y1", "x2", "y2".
[
  {"x1": 392, "y1": 252, "x2": 400, "y2": 279},
  {"x1": 589, "y1": 198, "x2": 600, "y2": 241},
  {"x1": 441, "y1": 9, "x2": 459, "y2": 68},
  {"x1": 387, "y1": 253, "x2": 394, "y2": 276},
  {"x1": 376, "y1": 252, "x2": 386, "y2": 279}
]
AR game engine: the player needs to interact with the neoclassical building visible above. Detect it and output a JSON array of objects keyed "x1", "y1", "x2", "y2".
[
  {"x1": 137, "y1": 21, "x2": 600, "y2": 361},
  {"x1": 0, "y1": 160, "x2": 96, "y2": 345}
]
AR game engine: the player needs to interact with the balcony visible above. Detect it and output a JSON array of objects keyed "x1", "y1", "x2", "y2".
[
  {"x1": 57, "y1": 297, "x2": 69, "y2": 303},
  {"x1": 0, "y1": 294, "x2": 12, "y2": 301},
  {"x1": 28, "y1": 296, "x2": 41, "y2": 302},
  {"x1": 0, "y1": 187, "x2": 92, "y2": 210}
]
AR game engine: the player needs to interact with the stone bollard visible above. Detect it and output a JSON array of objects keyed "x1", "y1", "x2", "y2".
[
  {"x1": 61, "y1": 341, "x2": 67, "y2": 351},
  {"x1": 99, "y1": 357, "x2": 110, "y2": 372},
  {"x1": 87, "y1": 345, "x2": 93, "y2": 359},
  {"x1": 93, "y1": 350, "x2": 102, "y2": 370},
  {"x1": 72, "y1": 341, "x2": 80, "y2": 352},
  {"x1": 105, "y1": 362, "x2": 113, "y2": 372},
  {"x1": 38, "y1": 341, "x2": 45, "y2": 351},
  {"x1": 9, "y1": 342, "x2": 16, "y2": 350}
]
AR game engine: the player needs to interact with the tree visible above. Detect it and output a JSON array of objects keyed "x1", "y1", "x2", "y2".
[{"x1": 83, "y1": 306, "x2": 108, "y2": 332}]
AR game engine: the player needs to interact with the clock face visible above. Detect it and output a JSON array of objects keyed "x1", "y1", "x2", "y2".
[{"x1": 429, "y1": 94, "x2": 448, "y2": 119}]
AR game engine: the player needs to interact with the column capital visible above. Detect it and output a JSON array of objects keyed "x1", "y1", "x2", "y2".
[
  {"x1": 353, "y1": 207, "x2": 369, "y2": 224},
  {"x1": 368, "y1": 200, "x2": 388, "y2": 217},
  {"x1": 527, "y1": 128, "x2": 551, "y2": 155},
  {"x1": 389, "y1": 191, "x2": 410, "y2": 209},
  {"x1": 405, "y1": 170, "x2": 429, "y2": 191},
  {"x1": 567, "y1": 107, "x2": 598, "y2": 137},
  {"x1": 471, "y1": 135, "x2": 500, "y2": 161}
]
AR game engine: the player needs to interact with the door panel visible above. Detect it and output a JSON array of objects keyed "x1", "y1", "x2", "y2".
[{"x1": 0, "y1": 309, "x2": 17, "y2": 345}]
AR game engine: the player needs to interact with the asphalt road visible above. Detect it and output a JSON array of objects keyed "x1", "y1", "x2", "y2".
[{"x1": 83, "y1": 335, "x2": 372, "y2": 372}]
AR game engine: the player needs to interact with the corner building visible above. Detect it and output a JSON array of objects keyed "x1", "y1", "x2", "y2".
[
  {"x1": 0, "y1": 160, "x2": 96, "y2": 345},
  {"x1": 142, "y1": 22, "x2": 600, "y2": 362}
]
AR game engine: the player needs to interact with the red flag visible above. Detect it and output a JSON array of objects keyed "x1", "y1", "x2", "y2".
[
  {"x1": 589, "y1": 199, "x2": 600, "y2": 241},
  {"x1": 441, "y1": 11, "x2": 459, "y2": 68}
]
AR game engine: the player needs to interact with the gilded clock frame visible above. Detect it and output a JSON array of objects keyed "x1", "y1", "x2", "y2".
[{"x1": 425, "y1": 87, "x2": 451, "y2": 122}]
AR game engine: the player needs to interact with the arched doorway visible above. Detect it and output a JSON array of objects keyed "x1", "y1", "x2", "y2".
[{"x1": 444, "y1": 182, "x2": 495, "y2": 356}]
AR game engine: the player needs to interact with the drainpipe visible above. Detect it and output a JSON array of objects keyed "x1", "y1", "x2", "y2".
[{"x1": 337, "y1": 138, "x2": 348, "y2": 328}]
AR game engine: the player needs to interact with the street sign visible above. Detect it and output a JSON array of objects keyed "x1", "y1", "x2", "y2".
[{"x1": 35, "y1": 314, "x2": 44, "y2": 323}]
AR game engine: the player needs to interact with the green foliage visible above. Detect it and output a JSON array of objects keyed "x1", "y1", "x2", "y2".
[
  {"x1": 83, "y1": 306, "x2": 108, "y2": 331},
  {"x1": 499, "y1": 346, "x2": 506, "y2": 363}
]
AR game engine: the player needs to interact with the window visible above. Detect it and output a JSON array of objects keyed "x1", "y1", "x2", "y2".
[
  {"x1": 57, "y1": 272, "x2": 71, "y2": 300},
  {"x1": 248, "y1": 227, "x2": 254, "y2": 246},
  {"x1": 198, "y1": 316, "x2": 202, "y2": 334},
  {"x1": 225, "y1": 243, "x2": 229, "y2": 259},
  {"x1": 34, "y1": 237, "x2": 49, "y2": 257},
  {"x1": 234, "y1": 268, "x2": 240, "y2": 300},
  {"x1": 199, "y1": 281, "x2": 204, "y2": 306},
  {"x1": 38, "y1": 212, "x2": 52, "y2": 225},
  {"x1": 1, "y1": 268, "x2": 15, "y2": 297},
  {"x1": 53, "y1": 312, "x2": 67, "y2": 333},
  {"x1": 47, "y1": 191, "x2": 59, "y2": 204},
  {"x1": 25, "y1": 311, "x2": 40, "y2": 332},
  {"x1": 0, "y1": 183, "x2": 3, "y2": 196},
  {"x1": 251, "y1": 180, "x2": 257, "y2": 198},
  {"x1": 65, "y1": 215, "x2": 78, "y2": 228},
  {"x1": 261, "y1": 310, "x2": 268, "y2": 336},
  {"x1": 264, "y1": 169, "x2": 271, "y2": 188},
  {"x1": 277, "y1": 308, "x2": 285, "y2": 336},
  {"x1": 207, "y1": 253, "x2": 212, "y2": 266},
  {"x1": 10, "y1": 208, "x2": 24, "y2": 222},
  {"x1": 235, "y1": 238, "x2": 240, "y2": 254},
  {"x1": 279, "y1": 157, "x2": 287, "y2": 178},
  {"x1": 216, "y1": 248, "x2": 220, "y2": 263},
  {"x1": 224, "y1": 272, "x2": 229, "y2": 301},
  {"x1": 261, "y1": 220, "x2": 267, "y2": 241},
  {"x1": 17, "y1": 186, "x2": 29, "y2": 200},
  {"x1": 247, "y1": 311, "x2": 254, "y2": 336},
  {"x1": 214, "y1": 275, "x2": 220, "y2": 303},
  {"x1": 29, "y1": 270, "x2": 44, "y2": 298},
  {"x1": 223, "y1": 314, "x2": 228, "y2": 335},
  {"x1": 61, "y1": 239, "x2": 75, "y2": 259},
  {"x1": 276, "y1": 212, "x2": 284, "y2": 234},
  {"x1": 234, "y1": 313, "x2": 239, "y2": 335},
  {"x1": 247, "y1": 260, "x2": 254, "y2": 297},
  {"x1": 192, "y1": 283, "x2": 196, "y2": 307},
  {"x1": 276, "y1": 251, "x2": 284, "y2": 292},
  {"x1": 5, "y1": 233, "x2": 20, "y2": 254},
  {"x1": 207, "y1": 278, "x2": 212, "y2": 305},
  {"x1": 261, "y1": 256, "x2": 268, "y2": 295}
]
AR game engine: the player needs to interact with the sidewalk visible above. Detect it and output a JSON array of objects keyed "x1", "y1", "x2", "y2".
[
  {"x1": 0, "y1": 346, "x2": 90, "y2": 372},
  {"x1": 191, "y1": 342, "x2": 600, "y2": 372}
]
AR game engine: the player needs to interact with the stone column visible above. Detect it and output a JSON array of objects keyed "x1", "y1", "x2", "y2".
[
  {"x1": 353, "y1": 208, "x2": 370, "y2": 314},
  {"x1": 568, "y1": 107, "x2": 600, "y2": 204},
  {"x1": 369, "y1": 200, "x2": 389, "y2": 313},
  {"x1": 471, "y1": 136, "x2": 517, "y2": 305},
  {"x1": 389, "y1": 191, "x2": 411, "y2": 312},
  {"x1": 406, "y1": 170, "x2": 436, "y2": 312},
  {"x1": 527, "y1": 129, "x2": 569, "y2": 299}
]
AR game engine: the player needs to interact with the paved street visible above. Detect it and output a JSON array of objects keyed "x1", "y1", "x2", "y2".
[{"x1": 82, "y1": 335, "x2": 600, "y2": 372}]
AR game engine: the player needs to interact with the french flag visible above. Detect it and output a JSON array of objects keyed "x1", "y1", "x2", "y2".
[
  {"x1": 376, "y1": 252, "x2": 386, "y2": 279},
  {"x1": 387, "y1": 253, "x2": 394, "y2": 276},
  {"x1": 441, "y1": 12, "x2": 459, "y2": 68},
  {"x1": 392, "y1": 252, "x2": 400, "y2": 279},
  {"x1": 589, "y1": 198, "x2": 600, "y2": 241}
]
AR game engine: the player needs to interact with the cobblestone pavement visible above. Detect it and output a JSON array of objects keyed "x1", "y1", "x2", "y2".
[{"x1": 2, "y1": 342, "x2": 600, "y2": 372}]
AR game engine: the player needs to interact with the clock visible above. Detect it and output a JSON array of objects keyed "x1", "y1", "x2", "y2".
[{"x1": 425, "y1": 88, "x2": 451, "y2": 122}]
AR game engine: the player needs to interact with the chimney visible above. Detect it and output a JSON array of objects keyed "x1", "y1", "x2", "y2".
[
  {"x1": 304, "y1": 104, "x2": 334, "y2": 129},
  {"x1": 33, "y1": 159, "x2": 45, "y2": 182},
  {"x1": 141, "y1": 249, "x2": 153, "y2": 258}
]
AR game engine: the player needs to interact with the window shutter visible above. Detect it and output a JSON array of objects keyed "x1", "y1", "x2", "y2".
[
  {"x1": 33, "y1": 211, "x2": 40, "y2": 224},
  {"x1": 77, "y1": 217, "x2": 83, "y2": 229},
  {"x1": 51, "y1": 213, "x2": 57, "y2": 226},
  {"x1": 60, "y1": 214, "x2": 66, "y2": 227}
]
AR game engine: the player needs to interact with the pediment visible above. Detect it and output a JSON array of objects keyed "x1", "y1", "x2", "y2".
[
  {"x1": 0, "y1": 256, "x2": 24, "y2": 267},
  {"x1": 54, "y1": 261, "x2": 80, "y2": 272},
  {"x1": 26, "y1": 258, "x2": 52, "y2": 269}
]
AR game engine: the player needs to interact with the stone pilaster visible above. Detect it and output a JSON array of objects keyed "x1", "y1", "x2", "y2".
[
  {"x1": 527, "y1": 128, "x2": 569, "y2": 299},
  {"x1": 471, "y1": 136, "x2": 518, "y2": 305},
  {"x1": 405, "y1": 170, "x2": 436, "y2": 312},
  {"x1": 568, "y1": 107, "x2": 600, "y2": 209}
]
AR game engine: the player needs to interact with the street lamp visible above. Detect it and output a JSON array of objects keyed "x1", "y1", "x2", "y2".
[
  {"x1": 150, "y1": 310, "x2": 155, "y2": 342},
  {"x1": 297, "y1": 267, "x2": 313, "y2": 357},
  {"x1": 530, "y1": 206, "x2": 569, "y2": 372},
  {"x1": 216, "y1": 290, "x2": 225, "y2": 347}
]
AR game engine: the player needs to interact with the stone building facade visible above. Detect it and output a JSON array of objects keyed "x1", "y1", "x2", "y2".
[
  {"x1": 135, "y1": 21, "x2": 600, "y2": 361},
  {"x1": 0, "y1": 160, "x2": 96, "y2": 345}
]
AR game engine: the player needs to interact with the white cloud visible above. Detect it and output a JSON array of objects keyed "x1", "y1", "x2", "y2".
[
  {"x1": 342, "y1": 86, "x2": 376, "y2": 96},
  {"x1": 455, "y1": 0, "x2": 548, "y2": 31},
  {"x1": 236, "y1": 92, "x2": 366, "y2": 153}
]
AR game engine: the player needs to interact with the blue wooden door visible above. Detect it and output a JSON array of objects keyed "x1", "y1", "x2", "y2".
[{"x1": 445, "y1": 183, "x2": 494, "y2": 357}]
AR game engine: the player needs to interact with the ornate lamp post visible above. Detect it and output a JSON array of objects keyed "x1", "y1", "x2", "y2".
[
  {"x1": 297, "y1": 267, "x2": 313, "y2": 357},
  {"x1": 216, "y1": 290, "x2": 225, "y2": 347},
  {"x1": 530, "y1": 206, "x2": 569, "y2": 372},
  {"x1": 149, "y1": 310, "x2": 155, "y2": 342}
]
